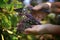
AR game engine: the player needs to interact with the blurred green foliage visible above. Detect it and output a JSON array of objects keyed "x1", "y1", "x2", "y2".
[
  {"x1": 0, "y1": 0, "x2": 23, "y2": 40},
  {"x1": 0, "y1": 0, "x2": 37, "y2": 40}
]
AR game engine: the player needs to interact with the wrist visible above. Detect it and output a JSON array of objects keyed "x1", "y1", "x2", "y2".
[{"x1": 38, "y1": 24, "x2": 51, "y2": 34}]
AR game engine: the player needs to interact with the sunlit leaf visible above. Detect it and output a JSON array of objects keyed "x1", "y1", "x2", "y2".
[
  {"x1": 1, "y1": 34, "x2": 4, "y2": 40},
  {"x1": 7, "y1": 30, "x2": 13, "y2": 34}
]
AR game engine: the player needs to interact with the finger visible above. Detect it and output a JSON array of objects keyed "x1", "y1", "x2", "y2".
[
  {"x1": 25, "y1": 28, "x2": 34, "y2": 32},
  {"x1": 24, "y1": 25, "x2": 42, "y2": 34},
  {"x1": 32, "y1": 5, "x2": 42, "y2": 10},
  {"x1": 24, "y1": 28, "x2": 33, "y2": 34},
  {"x1": 25, "y1": 28, "x2": 39, "y2": 34}
]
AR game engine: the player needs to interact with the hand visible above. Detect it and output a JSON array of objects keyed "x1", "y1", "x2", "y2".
[
  {"x1": 27, "y1": 4, "x2": 42, "y2": 11},
  {"x1": 24, "y1": 24, "x2": 60, "y2": 35},
  {"x1": 24, "y1": 25, "x2": 48, "y2": 34}
]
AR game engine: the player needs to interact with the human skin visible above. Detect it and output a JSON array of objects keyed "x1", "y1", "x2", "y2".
[
  {"x1": 24, "y1": 2, "x2": 60, "y2": 35},
  {"x1": 32, "y1": 2, "x2": 60, "y2": 13},
  {"x1": 24, "y1": 24, "x2": 60, "y2": 35}
]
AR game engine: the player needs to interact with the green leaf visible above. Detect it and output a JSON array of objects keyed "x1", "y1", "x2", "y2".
[
  {"x1": 0, "y1": 0, "x2": 6, "y2": 8},
  {"x1": 2, "y1": 14, "x2": 11, "y2": 28},
  {"x1": 9, "y1": 14, "x2": 18, "y2": 27},
  {"x1": 3, "y1": 0, "x2": 8, "y2": 3}
]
